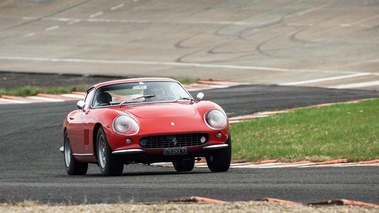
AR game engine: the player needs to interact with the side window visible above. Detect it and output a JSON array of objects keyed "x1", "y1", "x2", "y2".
[
  {"x1": 84, "y1": 88, "x2": 95, "y2": 111},
  {"x1": 170, "y1": 83, "x2": 191, "y2": 99}
]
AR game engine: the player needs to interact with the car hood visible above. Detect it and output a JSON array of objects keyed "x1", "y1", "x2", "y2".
[{"x1": 124, "y1": 103, "x2": 196, "y2": 119}]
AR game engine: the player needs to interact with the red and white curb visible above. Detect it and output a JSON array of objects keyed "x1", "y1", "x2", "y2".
[
  {"x1": 186, "y1": 78, "x2": 250, "y2": 91},
  {"x1": 167, "y1": 196, "x2": 379, "y2": 209},
  {"x1": 152, "y1": 159, "x2": 379, "y2": 169}
]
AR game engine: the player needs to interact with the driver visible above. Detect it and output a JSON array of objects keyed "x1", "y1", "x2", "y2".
[
  {"x1": 145, "y1": 84, "x2": 165, "y2": 101},
  {"x1": 94, "y1": 91, "x2": 112, "y2": 106}
]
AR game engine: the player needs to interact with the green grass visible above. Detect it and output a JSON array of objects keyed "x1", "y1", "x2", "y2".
[
  {"x1": 231, "y1": 99, "x2": 379, "y2": 162},
  {"x1": 0, "y1": 85, "x2": 89, "y2": 97},
  {"x1": 176, "y1": 77, "x2": 199, "y2": 85},
  {"x1": 0, "y1": 86, "x2": 42, "y2": 97}
]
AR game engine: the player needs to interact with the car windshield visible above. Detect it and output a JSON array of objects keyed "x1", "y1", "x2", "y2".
[{"x1": 92, "y1": 81, "x2": 193, "y2": 107}]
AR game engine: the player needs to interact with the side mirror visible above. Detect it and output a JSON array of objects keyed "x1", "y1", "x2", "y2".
[
  {"x1": 196, "y1": 92, "x2": 204, "y2": 102},
  {"x1": 77, "y1": 100, "x2": 85, "y2": 110}
]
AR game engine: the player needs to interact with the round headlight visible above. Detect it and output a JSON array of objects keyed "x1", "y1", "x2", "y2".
[
  {"x1": 112, "y1": 115, "x2": 139, "y2": 136},
  {"x1": 205, "y1": 109, "x2": 228, "y2": 130}
]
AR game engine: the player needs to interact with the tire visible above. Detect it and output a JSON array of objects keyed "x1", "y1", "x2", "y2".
[
  {"x1": 96, "y1": 127, "x2": 124, "y2": 176},
  {"x1": 173, "y1": 158, "x2": 195, "y2": 172},
  {"x1": 64, "y1": 131, "x2": 88, "y2": 175},
  {"x1": 206, "y1": 135, "x2": 232, "y2": 172}
]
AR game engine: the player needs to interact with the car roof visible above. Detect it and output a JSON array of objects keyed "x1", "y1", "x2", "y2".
[{"x1": 92, "y1": 77, "x2": 178, "y2": 89}]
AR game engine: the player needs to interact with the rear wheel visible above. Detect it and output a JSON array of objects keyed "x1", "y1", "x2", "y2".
[
  {"x1": 206, "y1": 135, "x2": 232, "y2": 172},
  {"x1": 96, "y1": 127, "x2": 124, "y2": 176},
  {"x1": 173, "y1": 158, "x2": 195, "y2": 172},
  {"x1": 64, "y1": 131, "x2": 88, "y2": 175}
]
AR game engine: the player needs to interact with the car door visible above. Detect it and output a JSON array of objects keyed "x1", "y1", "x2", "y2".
[{"x1": 67, "y1": 88, "x2": 95, "y2": 155}]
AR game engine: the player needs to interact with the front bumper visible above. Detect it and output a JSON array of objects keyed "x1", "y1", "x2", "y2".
[{"x1": 111, "y1": 143, "x2": 229, "y2": 155}]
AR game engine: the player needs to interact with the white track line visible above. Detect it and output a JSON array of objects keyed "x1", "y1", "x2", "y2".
[
  {"x1": 328, "y1": 81, "x2": 379, "y2": 89},
  {"x1": 45, "y1": 25, "x2": 59, "y2": 31},
  {"x1": 24, "y1": 32, "x2": 35, "y2": 37},
  {"x1": 280, "y1": 73, "x2": 371, "y2": 86},
  {"x1": 67, "y1": 19, "x2": 80, "y2": 25},
  {"x1": 111, "y1": 4, "x2": 124, "y2": 11},
  {"x1": 89, "y1": 12, "x2": 103, "y2": 18},
  {"x1": 0, "y1": 98, "x2": 29, "y2": 104},
  {"x1": 27, "y1": 96, "x2": 64, "y2": 102},
  {"x1": 61, "y1": 94, "x2": 85, "y2": 99}
]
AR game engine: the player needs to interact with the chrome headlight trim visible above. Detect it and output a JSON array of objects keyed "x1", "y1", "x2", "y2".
[
  {"x1": 205, "y1": 109, "x2": 228, "y2": 130},
  {"x1": 112, "y1": 115, "x2": 140, "y2": 136}
]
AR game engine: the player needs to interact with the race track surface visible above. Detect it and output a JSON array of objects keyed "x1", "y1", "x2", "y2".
[{"x1": 0, "y1": 0, "x2": 379, "y2": 90}]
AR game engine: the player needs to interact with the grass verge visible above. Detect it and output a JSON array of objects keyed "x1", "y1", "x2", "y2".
[
  {"x1": 231, "y1": 99, "x2": 379, "y2": 162},
  {"x1": 0, "y1": 85, "x2": 89, "y2": 97}
]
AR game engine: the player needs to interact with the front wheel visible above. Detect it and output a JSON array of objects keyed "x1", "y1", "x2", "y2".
[
  {"x1": 173, "y1": 158, "x2": 195, "y2": 172},
  {"x1": 64, "y1": 131, "x2": 88, "y2": 175},
  {"x1": 206, "y1": 135, "x2": 232, "y2": 172},
  {"x1": 96, "y1": 127, "x2": 124, "y2": 176}
]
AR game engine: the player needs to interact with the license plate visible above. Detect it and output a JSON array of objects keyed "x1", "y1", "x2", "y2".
[{"x1": 163, "y1": 147, "x2": 187, "y2": 156}]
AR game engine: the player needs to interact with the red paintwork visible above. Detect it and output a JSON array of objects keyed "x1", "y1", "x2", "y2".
[{"x1": 63, "y1": 77, "x2": 229, "y2": 164}]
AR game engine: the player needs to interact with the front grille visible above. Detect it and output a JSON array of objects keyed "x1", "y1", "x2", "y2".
[{"x1": 139, "y1": 133, "x2": 209, "y2": 149}]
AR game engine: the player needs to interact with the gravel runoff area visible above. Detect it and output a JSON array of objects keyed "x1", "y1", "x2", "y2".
[{"x1": 0, "y1": 201, "x2": 378, "y2": 213}]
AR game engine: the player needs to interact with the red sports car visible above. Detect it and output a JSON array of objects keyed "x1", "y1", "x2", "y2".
[{"x1": 61, "y1": 77, "x2": 231, "y2": 176}]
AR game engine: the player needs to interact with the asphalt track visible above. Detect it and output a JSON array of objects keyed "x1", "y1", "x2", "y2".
[{"x1": 0, "y1": 86, "x2": 379, "y2": 204}]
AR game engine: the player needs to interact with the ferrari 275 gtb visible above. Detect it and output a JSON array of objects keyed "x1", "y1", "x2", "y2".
[{"x1": 61, "y1": 78, "x2": 231, "y2": 176}]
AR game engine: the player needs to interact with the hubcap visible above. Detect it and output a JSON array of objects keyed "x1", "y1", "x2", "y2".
[
  {"x1": 98, "y1": 135, "x2": 106, "y2": 168},
  {"x1": 64, "y1": 136, "x2": 71, "y2": 167}
]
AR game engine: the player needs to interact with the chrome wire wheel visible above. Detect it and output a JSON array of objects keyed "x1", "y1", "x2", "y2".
[
  {"x1": 96, "y1": 127, "x2": 124, "y2": 176},
  {"x1": 97, "y1": 134, "x2": 107, "y2": 169},
  {"x1": 64, "y1": 136, "x2": 71, "y2": 168},
  {"x1": 63, "y1": 131, "x2": 88, "y2": 175}
]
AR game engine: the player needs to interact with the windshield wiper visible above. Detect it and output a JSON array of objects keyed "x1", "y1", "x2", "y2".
[
  {"x1": 133, "y1": 94, "x2": 155, "y2": 100},
  {"x1": 174, "y1": 97, "x2": 194, "y2": 102},
  {"x1": 119, "y1": 94, "x2": 155, "y2": 105}
]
